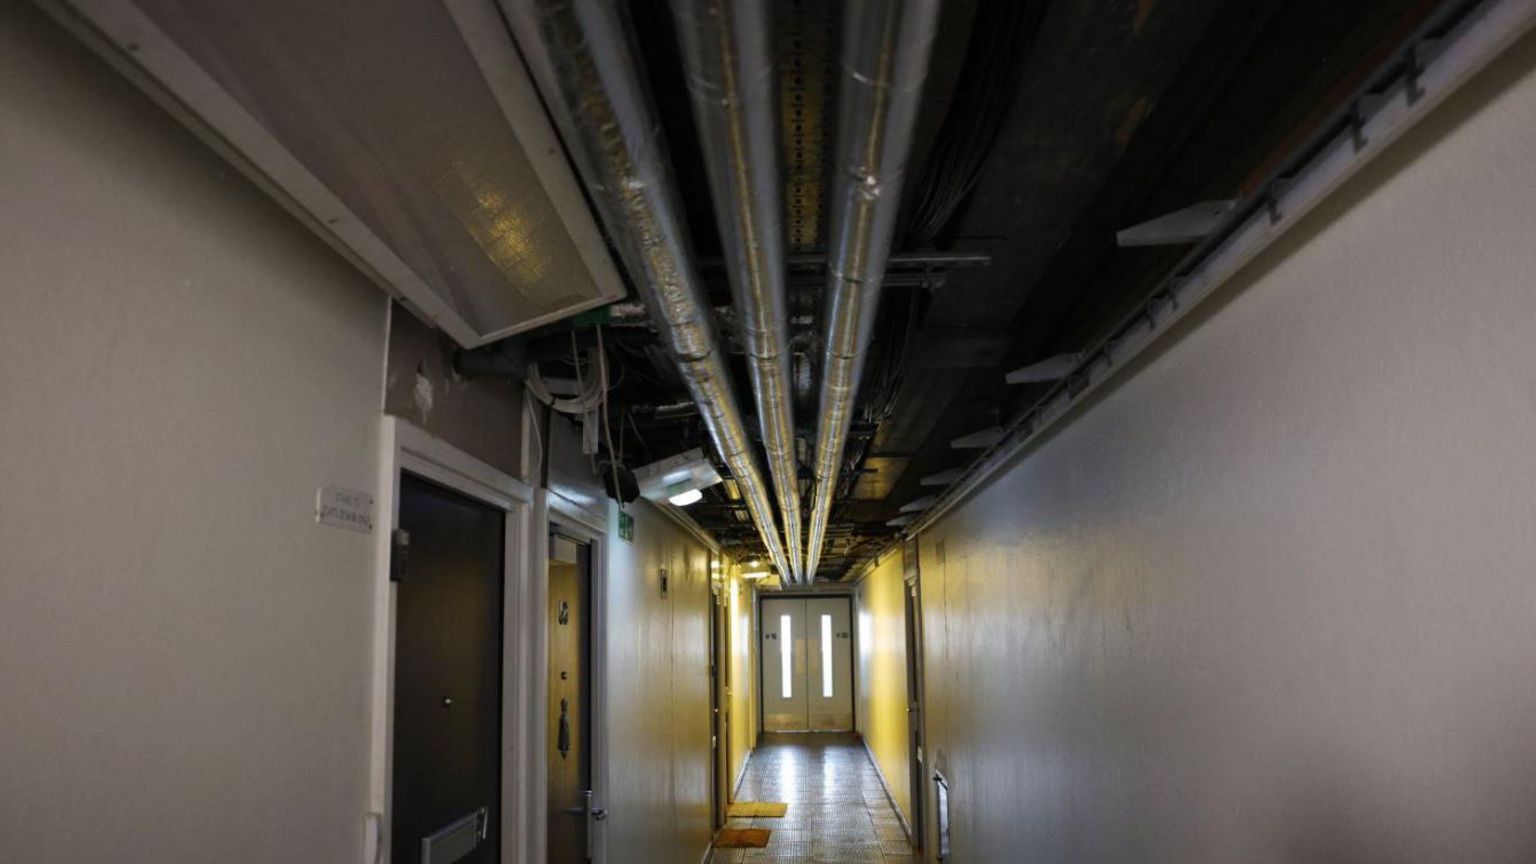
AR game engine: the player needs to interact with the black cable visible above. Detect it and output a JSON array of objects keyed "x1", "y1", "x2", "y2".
[{"x1": 904, "y1": 0, "x2": 1048, "y2": 247}]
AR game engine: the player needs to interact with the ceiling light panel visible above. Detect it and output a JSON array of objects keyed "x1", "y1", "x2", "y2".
[{"x1": 44, "y1": 0, "x2": 624, "y2": 346}]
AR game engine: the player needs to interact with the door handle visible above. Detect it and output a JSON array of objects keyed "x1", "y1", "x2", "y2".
[{"x1": 564, "y1": 789, "x2": 602, "y2": 860}]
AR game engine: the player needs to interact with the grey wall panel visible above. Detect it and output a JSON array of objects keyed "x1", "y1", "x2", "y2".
[
  {"x1": 0, "y1": 5, "x2": 385, "y2": 860},
  {"x1": 384, "y1": 302, "x2": 523, "y2": 478},
  {"x1": 918, "y1": 29, "x2": 1536, "y2": 863},
  {"x1": 546, "y1": 412, "x2": 608, "y2": 528}
]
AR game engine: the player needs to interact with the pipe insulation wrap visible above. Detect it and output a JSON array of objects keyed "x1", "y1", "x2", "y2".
[
  {"x1": 805, "y1": 0, "x2": 943, "y2": 579},
  {"x1": 672, "y1": 0, "x2": 805, "y2": 582},
  {"x1": 504, "y1": 0, "x2": 791, "y2": 580}
]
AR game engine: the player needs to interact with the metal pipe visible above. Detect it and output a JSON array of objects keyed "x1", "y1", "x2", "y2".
[
  {"x1": 804, "y1": 0, "x2": 943, "y2": 579},
  {"x1": 503, "y1": 0, "x2": 792, "y2": 581},
  {"x1": 698, "y1": 250, "x2": 995, "y2": 270},
  {"x1": 671, "y1": 0, "x2": 804, "y2": 582}
]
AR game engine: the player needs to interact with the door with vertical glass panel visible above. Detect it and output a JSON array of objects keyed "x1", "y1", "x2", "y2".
[
  {"x1": 760, "y1": 597, "x2": 807, "y2": 731},
  {"x1": 805, "y1": 597, "x2": 854, "y2": 730},
  {"x1": 760, "y1": 597, "x2": 853, "y2": 732}
]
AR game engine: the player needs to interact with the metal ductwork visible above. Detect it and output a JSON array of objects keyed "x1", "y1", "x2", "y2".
[
  {"x1": 503, "y1": 0, "x2": 792, "y2": 580},
  {"x1": 671, "y1": 0, "x2": 805, "y2": 583},
  {"x1": 804, "y1": 0, "x2": 943, "y2": 579}
]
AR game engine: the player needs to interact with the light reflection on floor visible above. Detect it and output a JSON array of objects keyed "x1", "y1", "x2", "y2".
[{"x1": 709, "y1": 732, "x2": 917, "y2": 863}]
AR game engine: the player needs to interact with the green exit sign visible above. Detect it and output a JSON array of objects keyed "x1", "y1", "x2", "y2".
[{"x1": 618, "y1": 511, "x2": 634, "y2": 542}]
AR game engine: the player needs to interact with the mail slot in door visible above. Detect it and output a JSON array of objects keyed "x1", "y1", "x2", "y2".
[{"x1": 421, "y1": 807, "x2": 487, "y2": 864}]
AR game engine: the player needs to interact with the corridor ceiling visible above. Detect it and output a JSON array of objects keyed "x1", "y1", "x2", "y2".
[
  {"x1": 538, "y1": 0, "x2": 1431, "y2": 579},
  {"x1": 49, "y1": 0, "x2": 1438, "y2": 581}
]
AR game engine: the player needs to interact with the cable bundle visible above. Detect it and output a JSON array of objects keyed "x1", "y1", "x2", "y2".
[{"x1": 904, "y1": 0, "x2": 1047, "y2": 247}]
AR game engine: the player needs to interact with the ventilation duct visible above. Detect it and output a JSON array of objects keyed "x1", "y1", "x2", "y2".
[
  {"x1": 804, "y1": 0, "x2": 943, "y2": 579},
  {"x1": 672, "y1": 0, "x2": 805, "y2": 582},
  {"x1": 503, "y1": 0, "x2": 793, "y2": 581}
]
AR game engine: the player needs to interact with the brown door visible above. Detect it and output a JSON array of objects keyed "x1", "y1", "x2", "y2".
[{"x1": 547, "y1": 534, "x2": 592, "y2": 862}]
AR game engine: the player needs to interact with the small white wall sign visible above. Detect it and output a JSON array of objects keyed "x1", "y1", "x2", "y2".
[{"x1": 316, "y1": 486, "x2": 373, "y2": 533}]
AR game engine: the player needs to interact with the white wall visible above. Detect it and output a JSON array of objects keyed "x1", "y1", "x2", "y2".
[
  {"x1": 918, "y1": 27, "x2": 1536, "y2": 863},
  {"x1": 0, "y1": 6, "x2": 386, "y2": 862}
]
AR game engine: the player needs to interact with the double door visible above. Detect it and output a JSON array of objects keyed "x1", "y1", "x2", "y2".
[{"x1": 760, "y1": 597, "x2": 854, "y2": 732}]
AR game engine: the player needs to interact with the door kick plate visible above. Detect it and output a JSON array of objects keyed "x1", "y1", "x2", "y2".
[{"x1": 421, "y1": 807, "x2": 487, "y2": 864}]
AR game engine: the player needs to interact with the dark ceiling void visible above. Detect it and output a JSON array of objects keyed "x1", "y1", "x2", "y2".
[
  {"x1": 850, "y1": 0, "x2": 1441, "y2": 579},
  {"x1": 468, "y1": 0, "x2": 1446, "y2": 579}
]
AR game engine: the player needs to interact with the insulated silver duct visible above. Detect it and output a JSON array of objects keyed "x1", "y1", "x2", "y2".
[
  {"x1": 804, "y1": 0, "x2": 943, "y2": 579},
  {"x1": 503, "y1": 0, "x2": 792, "y2": 580},
  {"x1": 671, "y1": 0, "x2": 804, "y2": 583}
]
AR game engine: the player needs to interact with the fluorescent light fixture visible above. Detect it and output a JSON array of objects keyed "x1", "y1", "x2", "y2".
[
  {"x1": 49, "y1": 0, "x2": 626, "y2": 348},
  {"x1": 740, "y1": 558, "x2": 773, "y2": 581},
  {"x1": 635, "y1": 448, "x2": 722, "y2": 506},
  {"x1": 667, "y1": 488, "x2": 704, "y2": 507}
]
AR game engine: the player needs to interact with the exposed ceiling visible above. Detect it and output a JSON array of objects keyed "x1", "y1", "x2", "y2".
[
  {"x1": 57, "y1": 0, "x2": 1439, "y2": 581},
  {"x1": 510, "y1": 0, "x2": 1433, "y2": 579}
]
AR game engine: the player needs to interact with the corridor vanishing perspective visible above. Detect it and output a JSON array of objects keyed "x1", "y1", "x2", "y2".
[
  {"x1": 711, "y1": 734, "x2": 915, "y2": 864},
  {"x1": 11, "y1": 0, "x2": 1536, "y2": 862}
]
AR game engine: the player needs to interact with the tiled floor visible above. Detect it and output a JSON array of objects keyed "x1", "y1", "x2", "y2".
[{"x1": 709, "y1": 732, "x2": 917, "y2": 863}]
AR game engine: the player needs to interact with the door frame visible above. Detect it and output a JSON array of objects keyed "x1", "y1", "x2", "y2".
[
  {"x1": 709, "y1": 567, "x2": 730, "y2": 827},
  {"x1": 540, "y1": 493, "x2": 610, "y2": 864},
  {"x1": 368, "y1": 417, "x2": 537, "y2": 864},
  {"x1": 902, "y1": 538, "x2": 927, "y2": 855}
]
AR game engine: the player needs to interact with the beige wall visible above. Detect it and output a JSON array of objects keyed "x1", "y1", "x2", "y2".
[
  {"x1": 856, "y1": 551, "x2": 912, "y2": 824},
  {"x1": 917, "y1": 29, "x2": 1536, "y2": 863},
  {"x1": 0, "y1": 6, "x2": 386, "y2": 862},
  {"x1": 603, "y1": 500, "x2": 715, "y2": 863}
]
